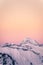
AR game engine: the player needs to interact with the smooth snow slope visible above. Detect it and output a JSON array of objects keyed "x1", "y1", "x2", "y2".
[{"x1": 0, "y1": 38, "x2": 43, "y2": 65}]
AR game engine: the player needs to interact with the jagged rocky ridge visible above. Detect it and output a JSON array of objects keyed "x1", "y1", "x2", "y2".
[{"x1": 0, "y1": 38, "x2": 43, "y2": 65}]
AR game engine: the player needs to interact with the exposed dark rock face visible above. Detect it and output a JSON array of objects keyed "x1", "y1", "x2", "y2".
[{"x1": 0, "y1": 53, "x2": 15, "y2": 65}]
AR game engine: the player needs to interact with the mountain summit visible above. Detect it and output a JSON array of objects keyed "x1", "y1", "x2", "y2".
[{"x1": 20, "y1": 37, "x2": 39, "y2": 46}]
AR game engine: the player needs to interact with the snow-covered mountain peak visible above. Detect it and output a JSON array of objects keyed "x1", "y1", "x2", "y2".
[{"x1": 20, "y1": 37, "x2": 39, "y2": 46}]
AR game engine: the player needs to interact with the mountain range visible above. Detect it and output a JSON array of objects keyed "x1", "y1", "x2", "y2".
[{"x1": 0, "y1": 38, "x2": 43, "y2": 65}]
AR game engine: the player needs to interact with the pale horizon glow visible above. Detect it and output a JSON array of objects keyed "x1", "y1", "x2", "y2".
[{"x1": 0, "y1": 0, "x2": 43, "y2": 44}]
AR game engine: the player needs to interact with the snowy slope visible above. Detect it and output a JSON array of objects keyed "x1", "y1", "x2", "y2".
[{"x1": 0, "y1": 38, "x2": 43, "y2": 65}]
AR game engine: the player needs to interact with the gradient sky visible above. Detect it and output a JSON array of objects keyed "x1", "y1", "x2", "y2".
[{"x1": 0, "y1": 0, "x2": 43, "y2": 44}]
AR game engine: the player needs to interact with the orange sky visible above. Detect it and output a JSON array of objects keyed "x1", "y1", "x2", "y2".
[{"x1": 0, "y1": 0, "x2": 43, "y2": 44}]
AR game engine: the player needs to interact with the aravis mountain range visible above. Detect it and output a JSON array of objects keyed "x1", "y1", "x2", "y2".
[{"x1": 0, "y1": 38, "x2": 43, "y2": 65}]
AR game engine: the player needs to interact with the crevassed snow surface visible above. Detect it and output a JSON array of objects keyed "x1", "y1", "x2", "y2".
[{"x1": 0, "y1": 38, "x2": 43, "y2": 65}]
